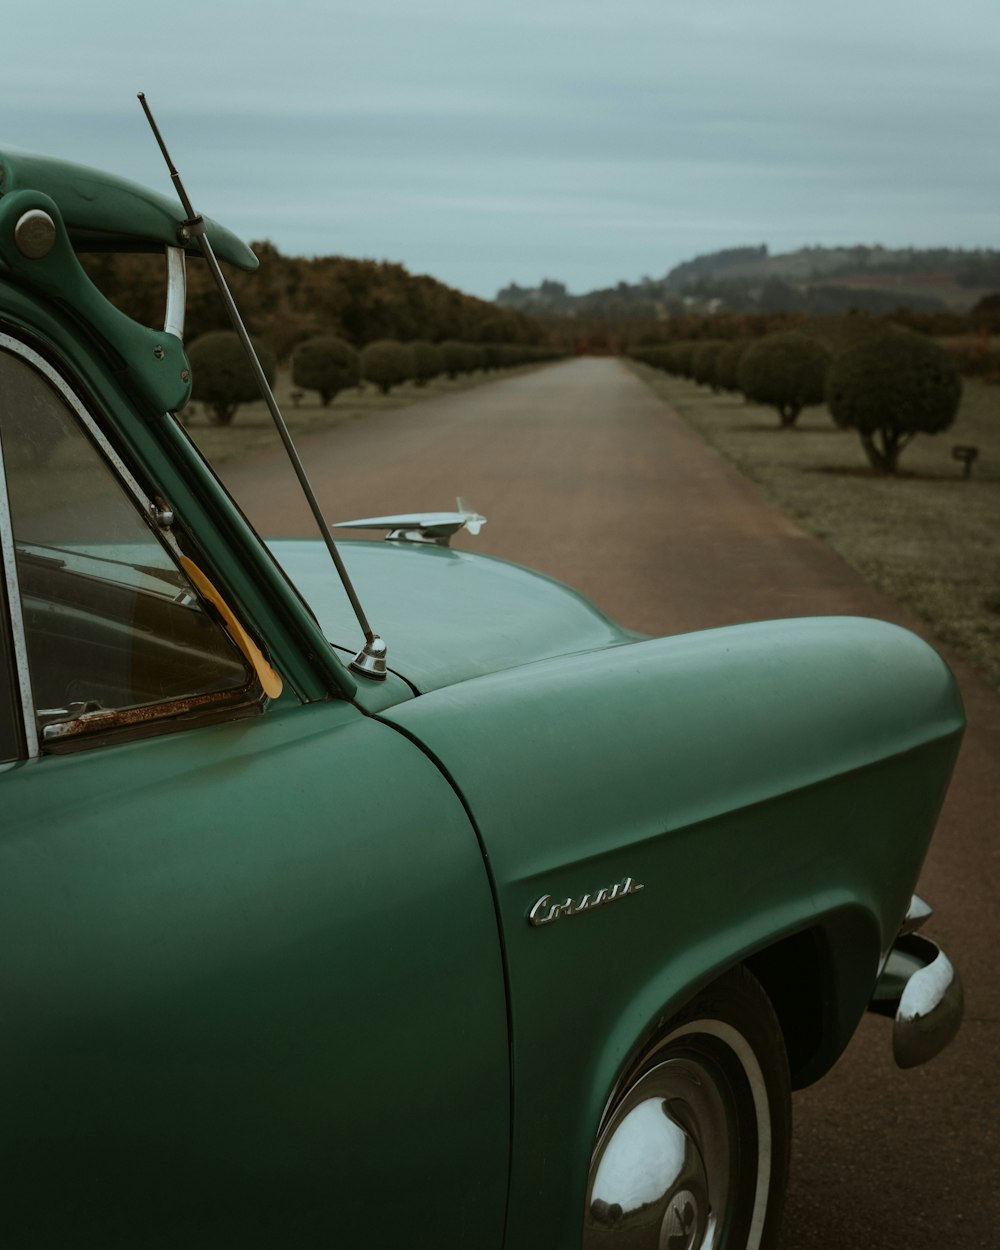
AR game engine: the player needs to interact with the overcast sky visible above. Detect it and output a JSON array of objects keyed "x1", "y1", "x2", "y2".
[{"x1": 6, "y1": 0, "x2": 999, "y2": 298}]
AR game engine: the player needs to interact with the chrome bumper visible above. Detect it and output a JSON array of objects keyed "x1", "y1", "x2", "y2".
[{"x1": 868, "y1": 895, "x2": 964, "y2": 1069}]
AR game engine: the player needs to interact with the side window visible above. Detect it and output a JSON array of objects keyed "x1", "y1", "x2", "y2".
[{"x1": 0, "y1": 343, "x2": 254, "y2": 748}]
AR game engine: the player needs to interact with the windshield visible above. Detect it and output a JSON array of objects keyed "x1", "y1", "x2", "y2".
[{"x1": 0, "y1": 343, "x2": 253, "y2": 740}]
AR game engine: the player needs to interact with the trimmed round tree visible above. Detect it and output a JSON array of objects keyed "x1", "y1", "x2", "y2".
[
  {"x1": 826, "y1": 326, "x2": 962, "y2": 474},
  {"x1": 188, "y1": 331, "x2": 277, "y2": 426},
  {"x1": 738, "y1": 331, "x2": 831, "y2": 426},
  {"x1": 666, "y1": 342, "x2": 696, "y2": 378},
  {"x1": 361, "y1": 339, "x2": 412, "y2": 395},
  {"x1": 291, "y1": 335, "x2": 360, "y2": 406},
  {"x1": 630, "y1": 345, "x2": 671, "y2": 371},
  {"x1": 691, "y1": 340, "x2": 726, "y2": 390},
  {"x1": 460, "y1": 342, "x2": 486, "y2": 373},
  {"x1": 714, "y1": 340, "x2": 752, "y2": 393},
  {"x1": 439, "y1": 339, "x2": 472, "y2": 379},
  {"x1": 410, "y1": 340, "x2": 444, "y2": 386}
]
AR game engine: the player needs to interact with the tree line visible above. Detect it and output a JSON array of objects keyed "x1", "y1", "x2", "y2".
[
  {"x1": 500, "y1": 243, "x2": 1000, "y2": 322},
  {"x1": 186, "y1": 330, "x2": 562, "y2": 425},
  {"x1": 82, "y1": 243, "x2": 547, "y2": 360},
  {"x1": 629, "y1": 322, "x2": 963, "y2": 475}
]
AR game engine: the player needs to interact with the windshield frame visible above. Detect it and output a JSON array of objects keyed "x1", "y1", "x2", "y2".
[{"x1": 0, "y1": 331, "x2": 266, "y2": 754}]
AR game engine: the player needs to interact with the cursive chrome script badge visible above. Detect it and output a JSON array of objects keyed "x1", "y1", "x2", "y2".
[{"x1": 528, "y1": 877, "x2": 644, "y2": 927}]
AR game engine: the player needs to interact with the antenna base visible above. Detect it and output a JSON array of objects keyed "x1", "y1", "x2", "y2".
[{"x1": 349, "y1": 636, "x2": 388, "y2": 681}]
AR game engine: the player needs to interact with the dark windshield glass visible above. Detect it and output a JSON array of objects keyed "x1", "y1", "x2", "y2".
[{"x1": 0, "y1": 347, "x2": 251, "y2": 732}]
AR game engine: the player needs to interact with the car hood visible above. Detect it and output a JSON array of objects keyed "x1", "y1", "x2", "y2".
[{"x1": 269, "y1": 538, "x2": 637, "y2": 694}]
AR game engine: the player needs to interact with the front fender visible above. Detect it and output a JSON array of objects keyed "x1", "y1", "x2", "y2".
[{"x1": 383, "y1": 615, "x2": 964, "y2": 1248}]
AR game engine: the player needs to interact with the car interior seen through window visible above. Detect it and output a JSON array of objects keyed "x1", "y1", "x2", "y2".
[{"x1": 0, "y1": 344, "x2": 252, "y2": 746}]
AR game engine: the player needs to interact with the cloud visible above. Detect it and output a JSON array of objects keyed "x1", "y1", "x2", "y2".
[{"x1": 4, "y1": 0, "x2": 1000, "y2": 297}]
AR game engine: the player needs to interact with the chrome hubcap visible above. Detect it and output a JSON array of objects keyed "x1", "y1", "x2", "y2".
[
  {"x1": 663, "y1": 1187, "x2": 699, "y2": 1250},
  {"x1": 584, "y1": 1033, "x2": 759, "y2": 1249}
]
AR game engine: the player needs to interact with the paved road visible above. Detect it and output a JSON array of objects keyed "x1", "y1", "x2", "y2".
[{"x1": 222, "y1": 357, "x2": 999, "y2": 1249}]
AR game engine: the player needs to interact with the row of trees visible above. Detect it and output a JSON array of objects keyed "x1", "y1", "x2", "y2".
[
  {"x1": 346, "y1": 337, "x2": 560, "y2": 397},
  {"x1": 630, "y1": 326, "x2": 963, "y2": 475},
  {"x1": 947, "y1": 332, "x2": 1000, "y2": 382},
  {"x1": 537, "y1": 300, "x2": 1000, "y2": 359},
  {"x1": 626, "y1": 298, "x2": 1000, "y2": 348},
  {"x1": 81, "y1": 241, "x2": 1000, "y2": 364},
  {"x1": 187, "y1": 330, "x2": 562, "y2": 424},
  {"x1": 82, "y1": 244, "x2": 549, "y2": 361}
]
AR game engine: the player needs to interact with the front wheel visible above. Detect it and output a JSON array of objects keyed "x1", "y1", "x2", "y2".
[{"x1": 583, "y1": 966, "x2": 791, "y2": 1250}]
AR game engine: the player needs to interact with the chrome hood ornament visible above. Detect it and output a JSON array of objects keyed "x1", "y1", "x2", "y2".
[{"x1": 334, "y1": 498, "x2": 486, "y2": 547}]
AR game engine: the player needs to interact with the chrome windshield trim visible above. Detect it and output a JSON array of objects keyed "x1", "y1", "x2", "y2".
[
  {"x1": 163, "y1": 245, "x2": 187, "y2": 340},
  {"x1": 0, "y1": 413, "x2": 39, "y2": 758}
]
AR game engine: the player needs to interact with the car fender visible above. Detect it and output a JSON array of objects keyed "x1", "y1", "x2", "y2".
[{"x1": 383, "y1": 614, "x2": 964, "y2": 1246}]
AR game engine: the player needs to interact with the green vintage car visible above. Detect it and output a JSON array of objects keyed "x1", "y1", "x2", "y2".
[{"x1": 0, "y1": 144, "x2": 964, "y2": 1250}]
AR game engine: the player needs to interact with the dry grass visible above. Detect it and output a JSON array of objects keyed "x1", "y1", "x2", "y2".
[{"x1": 628, "y1": 362, "x2": 1000, "y2": 690}]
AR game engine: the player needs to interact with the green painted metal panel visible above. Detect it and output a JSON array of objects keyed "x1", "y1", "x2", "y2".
[
  {"x1": 0, "y1": 700, "x2": 509, "y2": 1247},
  {"x1": 384, "y1": 616, "x2": 964, "y2": 1245},
  {"x1": 272, "y1": 537, "x2": 637, "y2": 693},
  {"x1": 0, "y1": 189, "x2": 193, "y2": 413},
  {"x1": 0, "y1": 146, "x2": 257, "y2": 270}
]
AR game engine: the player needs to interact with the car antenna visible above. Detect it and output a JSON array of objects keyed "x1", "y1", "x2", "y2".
[{"x1": 137, "y1": 92, "x2": 387, "y2": 681}]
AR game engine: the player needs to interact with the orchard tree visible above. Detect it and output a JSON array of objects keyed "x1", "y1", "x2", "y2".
[
  {"x1": 691, "y1": 340, "x2": 726, "y2": 390},
  {"x1": 460, "y1": 342, "x2": 486, "y2": 373},
  {"x1": 439, "y1": 339, "x2": 471, "y2": 379},
  {"x1": 666, "y1": 341, "x2": 696, "y2": 378},
  {"x1": 738, "y1": 331, "x2": 831, "y2": 426},
  {"x1": 188, "y1": 331, "x2": 276, "y2": 425},
  {"x1": 629, "y1": 345, "x2": 671, "y2": 371},
  {"x1": 826, "y1": 326, "x2": 962, "y2": 474},
  {"x1": 291, "y1": 335, "x2": 359, "y2": 406},
  {"x1": 970, "y1": 292, "x2": 1000, "y2": 334},
  {"x1": 361, "y1": 339, "x2": 412, "y2": 395},
  {"x1": 410, "y1": 340, "x2": 444, "y2": 386},
  {"x1": 714, "y1": 340, "x2": 751, "y2": 393}
]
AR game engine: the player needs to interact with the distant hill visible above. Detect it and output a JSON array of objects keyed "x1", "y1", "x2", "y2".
[{"x1": 496, "y1": 244, "x2": 1000, "y2": 317}]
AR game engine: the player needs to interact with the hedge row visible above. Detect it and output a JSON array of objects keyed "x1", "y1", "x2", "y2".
[
  {"x1": 188, "y1": 331, "x2": 562, "y2": 420},
  {"x1": 943, "y1": 334, "x2": 1000, "y2": 382},
  {"x1": 630, "y1": 327, "x2": 962, "y2": 475},
  {"x1": 353, "y1": 338, "x2": 561, "y2": 396}
]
